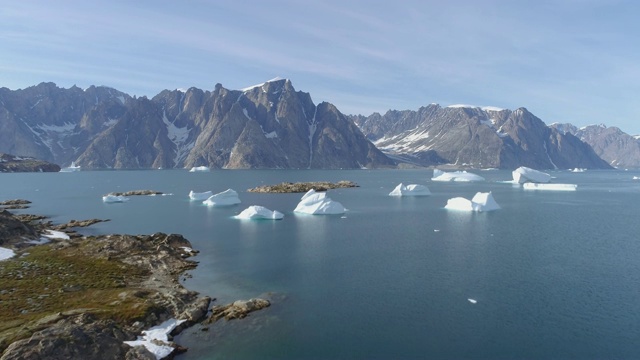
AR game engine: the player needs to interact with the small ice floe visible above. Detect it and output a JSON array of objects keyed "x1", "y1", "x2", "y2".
[
  {"x1": 445, "y1": 192, "x2": 501, "y2": 212},
  {"x1": 570, "y1": 168, "x2": 587, "y2": 172},
  {"x1": 188, "y1": 190, "x2": 213, "y2": 201},
  {"x1": 124, "y1": 318, "x2": 186, "y2": 359},
  {"x1": 431, "y1": 169, "x2": 485, "y2": 182},
  {"x1": 294, "y1": 189, "x2": 346, "y2": 215},
  {"x1": 203, "y1": 189, "x2": 241, "y2": 206},
  {"x1": 434, "y1": 229, "x2": 440, "y2": 232},
  {"x1": 633, "y1": 176, "x2": 640, "y2": 180},
  {"x1": 512, "y1": 167, "x2": 551, "y2": 184},
  {"x1": 523, "y1": 183, "x2": 577, "y2": 191},
  {"x1": 468, "y1": 298, "x2": 477, "y2": 304},
  {"x1": 0, "y1": 247, "x2": 15, "y2": 261},
  {"x1": 235, "y1": 205, "x2": 284, "y2": 220},
  {"x1": 388, "y1": 183, "x2": 431, "y2": 196},
  {"x1": 102, "y1": 195, "x2": 130, "y2": 203},
  {"x1": 189, "y1": 166, "x2": 210, "y2": 172}
]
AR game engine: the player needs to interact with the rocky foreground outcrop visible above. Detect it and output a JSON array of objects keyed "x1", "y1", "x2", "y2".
[{"x1": 0, "y1": 210, "x2": 211, "y2": 359}]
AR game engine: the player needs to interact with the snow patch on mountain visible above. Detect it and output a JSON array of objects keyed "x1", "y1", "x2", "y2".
[
  {"x1": 240, "y1": 77, "x2": 284, "y2": 92},
  {"x1": 162, "y1": 111, "x2": 192, "y2": 166}
]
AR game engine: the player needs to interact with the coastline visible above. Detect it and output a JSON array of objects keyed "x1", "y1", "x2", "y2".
[{"x1": 0, "y1": 202, "x2": 211, "y2": 359}]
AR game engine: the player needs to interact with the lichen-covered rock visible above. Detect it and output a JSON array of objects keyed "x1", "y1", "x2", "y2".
[{"x1": 207, "y1": 298, "x2": 271, "y2": 323}]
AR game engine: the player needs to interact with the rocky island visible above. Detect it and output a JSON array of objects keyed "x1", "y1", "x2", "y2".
[
  {"x1": 0, "y1": 153, "x2": 60, "y2": 173},
  {"x1": 248, "y1": 181, "x2": 358, "y2": 193}
]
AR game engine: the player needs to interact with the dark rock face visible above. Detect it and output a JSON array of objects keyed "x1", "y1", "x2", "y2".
[
  {"x1": 551, "y1": 123, "x2": 640, "y2": 168},
  {"x1": 0, "y1": 80, "x2": 393, "y2": 169},
  {"x1": 0, "y1": 153, "x2": 60, "y2": 172},
  {"x1": 353, "y1": 105, "x2": 612, "y2": 170}
]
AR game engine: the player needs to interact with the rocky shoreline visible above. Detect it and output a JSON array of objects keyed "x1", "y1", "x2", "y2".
[
  {"x1": 0, "y1": 202, "x2": 270, "y2": 359},
  {"x1": 247, "y1": 180, "x2": 358, "y2": 193},
  {"x1": 0, "y1": 153, "x2": 60, "y2": 173}
]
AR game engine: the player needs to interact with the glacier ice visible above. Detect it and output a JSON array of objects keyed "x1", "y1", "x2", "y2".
[
  {"x1": 389, "y1": 183, "x2": 431, "y2": 196},
  {"x1": 189, "y1": 190, "x2": 213, "y2": 200},
  {"x1": 236, "y1": 205, "x2": 284, "y2": 220},
  {"x1": 203, "y1": 189, "x2": 241, "y2": 206},
  {"x1": 124, "y1": 318, "x2": 186, "y2": 359},
  {"x1": 294, "y1": 189, "x2": 346, "y2": 215},
  {"x1": 189, "y1": 166, "x2": 210, "y2": 172},
  {"x1": 0, "y1": 247, "x2": 15, "y2": 261},
  {"x1": 59, "y1": 161, "x2": 81, "y2": 172},
  {"x1": 432, "y1": 169, "x2": 485, "y2": 182},
  {"x1": 523, "y1": 183, "x2": 577, "y2": 191},
  {"x1": 102, "y1": 195, "x2": 130, "y2": 203},
  {"x1": 444, "y1": 192, "x2": 501, "y2": 212},
  {"x1": 512, "y1": 166, "x2": 551, "y2": 184}
]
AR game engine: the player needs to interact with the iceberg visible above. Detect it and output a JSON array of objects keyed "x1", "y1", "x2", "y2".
[
  {"x1": 389, "y1": 183, "x2": 431, "y2": 196},
  {"x1": 523, "y1": 183, "x2": 577, "y2": 191},
  {"x1": 570, "y1": 168, "x2": 587, "y2": 173},
  {"x1": 0, "y1": 247, "x2": 15, "y2": 261},
  {"x1": 444, "y1": 192, "x2": 501, "y2": 212},
  {"x1": 102, "y1": 195, "x2": 130, "y2": 203},
  {"x1": 236, "y1": 205, "x2": 284, "y2": 220},
  {"x1": 294, "y1": 189, "x2": 346, "y2": 215},
  {"x1": 189, "y1": 166, "x2": 210, "y2": 172},
  {"x1": 188, "y1": 190, "x2": 213, "y2": 200},
  {"x1": 59, "y1": 161, "x2": 81, "y2": 172},
  {"x1": 431, "y1": 169, "x2": 485, "y2": 182},
  {"x1": 512, "y1": 166, "x2": 551, "y2": 184},
  {"x1": 124, "y1": 318, "x2": 186, "y2": 359},
  {"x1": 203, "y1": 189, "x2": 241, "y2": 206}
]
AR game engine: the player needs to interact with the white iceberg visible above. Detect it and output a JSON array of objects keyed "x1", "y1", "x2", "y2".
[
  {"x1": 0, "y1": 247, "x2": 15, "y2": 261},
  {"x1": 389, "y1": 183, "x2": 431, "y2": 196},
  {"x1": 203, "y1": 189, "x2": 241, "y2": 206},
  {"x1": 236, "y1": 205, "x2": 284, "y2": 220},
  {"x1": 444, "y1": 192, "x2": 501, "y2": 212},
  {"x1": 59, "y1": 161, "x2": 81, "y2": 172},
  {"x1": 523, "y1": 183, "x2": 577, "y2": 191},
  {"x1": 102, "y1": 195, "x2": 130, "y2": 203},
  {"x1": 124, "y1": 318, "x2": 186, "y2": 359},
  {"x1": 188, "y1": 190, "x2": 213, "y2": 200},
  {"x1": 570, "y1": 168, "x2": 587, "y2": 173},
  {"x1": 189, "y1": 166, "x2": 210, "y2": 172},
  {"x1": 294, "y1": 189, "x2": 346, "y2": 215},
  {"x1": 512, "y1": 166, "x2": 551, "y2": 184},
  {"x1": 431, "y1": 169, "x2": 485, "y2": 182}
]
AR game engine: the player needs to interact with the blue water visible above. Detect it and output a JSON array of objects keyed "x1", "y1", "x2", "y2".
[{"x1": 1, "y1": 169, "x2": 639, "y2": 359}]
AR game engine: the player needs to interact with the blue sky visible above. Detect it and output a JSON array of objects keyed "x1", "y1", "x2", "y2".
[{"x1": 2, "y1": 0, "x2": 640, "y2": 133}]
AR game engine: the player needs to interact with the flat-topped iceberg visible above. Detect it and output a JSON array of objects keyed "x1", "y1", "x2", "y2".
[
  {"x1": 512, "y1": 166, "x2": 551, "y2": 184},
  {"x1": 124, "y1": 318, "x2": 186, "y2": 359},
  {"x1": 432, "y1": 169, "x2": 485, "y2": 182},
  {"x1": 294, "y1": 189, "x2": 346, "y2": 215},
  {"x1": 389, "y1": 183, "x2": 431, "y2": 196},
  {"x1": 189, "y1": 166, "x2": 210, "y2": 172},
  {"x1": 189, "y1": 190, "x2": 213, "y2": 200},
  {"x1": 570, "y1": 168, "x2": 587, "y2": 173},
  {"x1": 203, "y1": 189, "x2": 241, "y2": 206},
  {"x1": 445, "y1": 192, "x2": 501, "y2": 212},
  {"x1": 523, "y1": 183, "x2": 577, "y2": 191},
  {"x1": 102, "y1": 195, "x2": 130, "y2": 203},
  {"x1": 236, "y1": 205, "x2": 284, "y2": 220}
]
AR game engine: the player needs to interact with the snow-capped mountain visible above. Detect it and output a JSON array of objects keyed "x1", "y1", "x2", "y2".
[
  {"x1": 0, "y1": 80, "x2": 393, "y2": 169},
  {"x1": 352, "y1": 104, "x2": 611, "y2": 169},
  {"x1": 550, "y1": 123, "x2": 640, "y2": 168}
]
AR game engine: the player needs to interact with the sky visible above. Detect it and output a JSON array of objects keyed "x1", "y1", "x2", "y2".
[{"x1": 2, "y1": 0, "x2": 640, "y2": 134}]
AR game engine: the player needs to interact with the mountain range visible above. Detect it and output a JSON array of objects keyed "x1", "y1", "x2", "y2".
[{"x1": 1, "y1": 80, "x2": 637, "y2": 170}]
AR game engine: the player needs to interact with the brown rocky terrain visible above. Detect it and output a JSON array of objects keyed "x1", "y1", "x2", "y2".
[{"x1": 248, "y1": 180, "x2": 358, "y2": 193}]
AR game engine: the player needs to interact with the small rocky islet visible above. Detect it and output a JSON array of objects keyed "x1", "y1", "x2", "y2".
[
  {"x1": 0, "y1": 201, "x2": 271, "y2": 359},
  {"x1": 247, "y1": 180, "x2": 358, "y2": 193}
]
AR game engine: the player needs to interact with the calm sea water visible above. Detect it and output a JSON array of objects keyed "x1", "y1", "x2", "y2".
[{"x1": 1, "y1": 169, "x2": 640, "y2": 359}]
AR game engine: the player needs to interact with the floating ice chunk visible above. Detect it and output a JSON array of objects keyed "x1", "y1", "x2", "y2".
[
  {"x1": 570, "y1": 168, "x2": 587, "y2": 173},
  {"x1": 294, "y1": 189, "x2": 346, "y2": 215},
  {"x1": 468, "y1": 298, "x2": 477, "y2": 304},
  {"x1": 236, "y1": 205, "x2": 284, "y2": 220},
  {"x1": 633, "y1": 176, "x2": 640, "y2": 180},
  {"x1": 203, "y1": 189, "x2": 241, "y2": 206},
  {"x1": 124, "y1": 318, "x2": 186, "y2": 359},
  {"x1": 42, "y1": 230, "x2": 70, "y2": 240},
  {"x1": 189, "y1": 166, "x2": 210, "y2": 172},
  {"x1": 432, "y1": 169, "x2": 485, "y2": 182},
  {"x1": 0, "y1": 247, "x2": 15, "y2": 261},
  {"x1": 389, "y1": 183, "x2": 431, "y2": 196},
  {"x1": 445, "y1": 192, "x2": 501, "y2": 212},
  {"x1": 523, "y1": 183, "x2": 577, "y2": 191},
  {"x1": 188, "y1": 190, "x2": 213, "y2": 200},
  {"x1": 512, "y1": 166, "x2": 551, "y2": 184},
  {"x1": 102, "y1": 195, "x2": 130, "y2": 203},
  {"x1": 59, "y1": 161, "x2": 81, "y2": 172}
]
